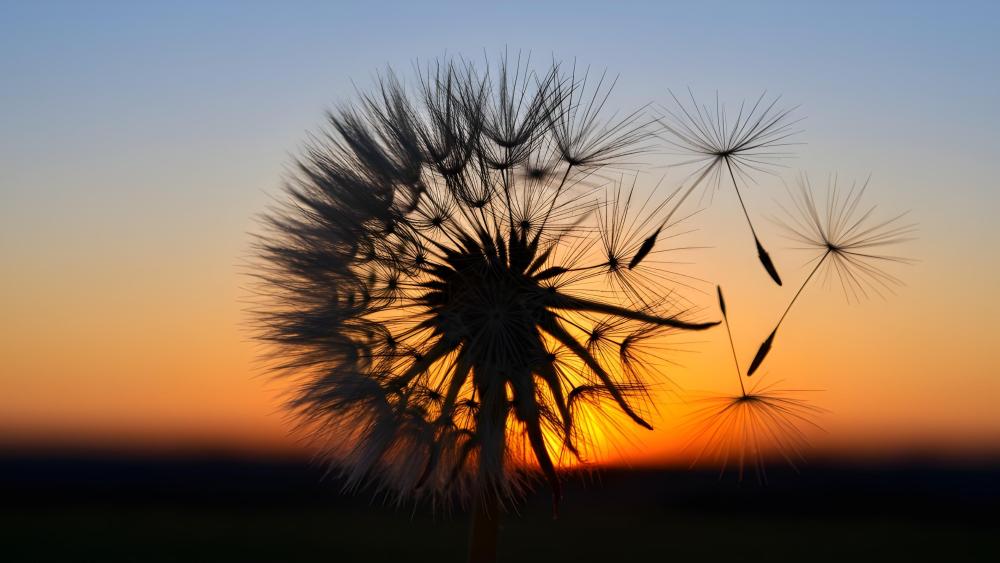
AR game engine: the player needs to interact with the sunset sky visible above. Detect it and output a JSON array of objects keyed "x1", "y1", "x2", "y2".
[{"x1": 2, "y1": 1, "x2": 998, "y2": 466}]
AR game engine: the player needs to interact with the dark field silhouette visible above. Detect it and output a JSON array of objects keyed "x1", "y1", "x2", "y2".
[{"x1": 2, "y1": 454, "x2": 997, "y2": 562}]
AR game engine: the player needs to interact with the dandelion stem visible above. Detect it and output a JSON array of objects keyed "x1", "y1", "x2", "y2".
[
  {"x1": 548, "y1": 293, "x2": 718, "y2": 330},
  {"x1": 746, "y1": 249, "x2": 829, "y2": 376},
  {"x1": 538, "y1": 163, "x2": 573, "y2": 234},
  {"x1": 725, "y1": 156, "x2": 783, "y2": 286},
  {"x1": 775, "y1": 249, "x2": 830, "y2": 331},
  {"x1": 724, "y1": 156, "x2": 758, "y2": 240},
  {"x1": 468, "y1": 493, "x2": 500, "y2": 563},
  {"x1": 658, "y1": 159, "x2": 716, "y2": 231},
  {"x1": 722, "y1": 313, "x2": 746, "y2": 397},
  {"x1": 502, "y1": 150, "x2": 515, "y2": 226}
]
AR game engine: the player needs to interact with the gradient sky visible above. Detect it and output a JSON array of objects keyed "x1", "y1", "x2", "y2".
[{"x1": 2, "y1": 1, "x2": 998, "y2": 465}]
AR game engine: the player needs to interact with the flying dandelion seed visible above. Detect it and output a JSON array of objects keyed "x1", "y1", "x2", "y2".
[
  {"x1": 685, "y1": 377, "x2": 824, "y2": 481},
  {"x1": 656, "y1": 89, "x2": 803, "y2": 286},
  {"x1": 745, "y1": 174, "x2": 916, "y2": 376},
  {"x1": 251, "y1": 55, "x2": 719, "y2": 561},
  {"x1": 684, "y1": 287, "x2": 823, "y2": 481}
]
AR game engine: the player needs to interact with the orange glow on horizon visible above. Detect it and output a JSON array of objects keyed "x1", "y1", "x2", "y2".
[{"x1": 3, "y1": 74, "x2": 999, "y2": 470}]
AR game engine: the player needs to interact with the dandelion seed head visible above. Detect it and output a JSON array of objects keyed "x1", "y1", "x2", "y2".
[
  {"x1": 684, "y1": 376, "x2": 825, "y2": 482},
  {"x1": 656, "y1": 88, "x2": 803, "y2": 195},
  {"x1": 252, "y1": 55, "x2": 717, "y2": 509},
  {"x1": 776, "y1": 174, "x2": 917, "y2": 301}
]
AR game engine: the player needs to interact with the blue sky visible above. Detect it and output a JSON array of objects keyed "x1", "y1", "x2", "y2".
[{"x1": 4, "y1": 1, "x2": 997, "y2": 224}]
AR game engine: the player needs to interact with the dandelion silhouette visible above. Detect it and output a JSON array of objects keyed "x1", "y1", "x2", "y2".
[
  {"x1": 745, "y1": 174, "x2": 916, "y2": 376},
  {"x1": 251, "y1": 51, "x2": 915, "y2": 562},
  {"x1": 686, "y1": 379, "x2": 824, "y2": 481},
  {"x1": 657, "y1": 90, "x2": 803, "y2": 286},
  {"x1": 685, "y1": 286, "x2": 823, "y2": 481},
  {"x1": 253, "y1": 55, "x2": 719, "y2": 562}
]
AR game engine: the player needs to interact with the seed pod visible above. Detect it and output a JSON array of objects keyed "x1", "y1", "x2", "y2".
[
  {"x1": 628, "y1": 227, "x2": 661, "y2": 270},
  {"x1": 756, "y1": 238, "x2": 782, "y2": 286},
  {"x1": 747, "y1": 328, "x2": 777, "y2": 376},
  {"x1": 534, "y1": 266, "x2": 568, "y2": 281}
]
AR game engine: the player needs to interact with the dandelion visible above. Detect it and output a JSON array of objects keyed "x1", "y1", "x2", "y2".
[
  {"x1": 745, "y1": 174, "x2": 916, "y2": 375},
  {"x1": 685, "y1": 287, "x2": 823, "y2": 480},
  {"x1": 657, "y1": 90, "x2": 803, "y2": 286},
  {"x1": 252, "y1": 55, "x2": 717, "y2": 562},
  {"x1": 686, "y1": 379, "x2": 824, "y2": 480}
]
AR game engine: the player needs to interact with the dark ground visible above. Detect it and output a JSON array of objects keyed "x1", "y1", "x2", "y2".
[{"x1": 1, "y1": 453, "x2": 998, "y2": 562}]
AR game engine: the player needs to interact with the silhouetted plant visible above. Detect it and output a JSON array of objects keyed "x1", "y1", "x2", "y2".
[
  {"x1": 685, "y1": 287, "x2": 824, "y2": 480},
  {"x1": 252, "y1": 54, "x2": 912, "y2": 562},
  {"x1": 746, "y1": 174, "x2": 916, "y2": 375},
  {"x1": 252, "y1": 55, "x2": 718, "y2": 562},
  {"x1": 657, "y1": 90, "x2": 802, "y2": 286}
]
